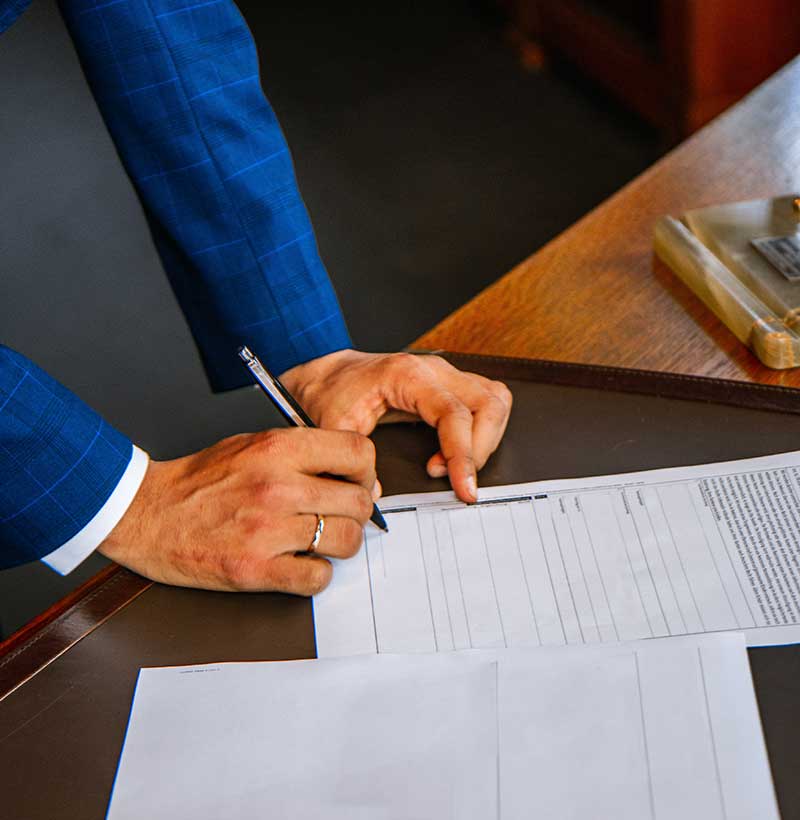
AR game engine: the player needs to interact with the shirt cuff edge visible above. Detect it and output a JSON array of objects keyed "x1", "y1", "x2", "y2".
[{"x1": 41, "y1": 446, "x2": 150, "y2": 576}]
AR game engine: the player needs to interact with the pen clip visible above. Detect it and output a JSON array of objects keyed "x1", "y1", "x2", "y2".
[{"x1": 238, "y1": 346, "x2": 314, "y2": 427}]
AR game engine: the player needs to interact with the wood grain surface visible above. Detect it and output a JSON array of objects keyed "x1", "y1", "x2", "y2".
[{"x1": 414, "y1": 56, "x2": 800, "y2": 386}]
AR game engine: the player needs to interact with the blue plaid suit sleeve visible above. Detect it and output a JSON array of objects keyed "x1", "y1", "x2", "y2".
[
  {"x1": 57, "y1": 0, "x2": 352, "y2": 391},
  {"x1": 0, "y1": 345, "x2": 133, "y2": 569},
  {"x1": 0, "y1": 0, "x2": 30, "y2": 31},
  {"x1": 0, "y1": 0, "x2": 351, "y2": 567}
]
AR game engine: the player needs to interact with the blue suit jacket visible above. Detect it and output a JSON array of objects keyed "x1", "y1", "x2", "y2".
[{"x1": 0, "y1": 0, "x2": 352, "y2": 568}]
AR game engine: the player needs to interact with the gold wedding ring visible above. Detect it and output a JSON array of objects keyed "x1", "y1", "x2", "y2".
[{"x1": 309, "y1": 514, "x2": 325, "y2": 553}]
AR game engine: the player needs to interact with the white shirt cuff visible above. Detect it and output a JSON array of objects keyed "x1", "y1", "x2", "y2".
[{"x1": 41, "y1": 445, "x2": 150, "y2": 576}]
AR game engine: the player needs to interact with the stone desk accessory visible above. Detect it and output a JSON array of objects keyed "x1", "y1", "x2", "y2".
[{"x1": 655, "y1": 195, "x2": 800, "y2": 369}]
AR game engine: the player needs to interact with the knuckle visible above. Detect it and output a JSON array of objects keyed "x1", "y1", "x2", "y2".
[
  {"x1": 388, "y1": 351, "x2": 422, "y2": 378},
  {"x1": 255, "y1": 480, "x2": 287, "y2": 508},
  {"x1": 391, "y1": 351, "x2": 418, "y2": 370},
  {"x1": 491, "y1": 381, "x2": 513, "y2": 408},
  {"x1": 354, "y1": 487, "x2": 374, "y2": 520},
  {"x1": 483, "y1": 392, "x2": 509, "y2": 418},
  {"x1": 299, "y1": 480, "x2": 323, "y2": 511},
  {"x1": 345, "y1": 431, "x2": 375, "y2": 464},
  {"x1": 361, "y1": 435, "x2": 377, "y2": 464},
  {"x1": 251, "y1": 428, "x2": 288, "y2": 458},
  {"x1": 340, "y1": 519, "x2": 365, "y2": 557},
  {"x1": 219, "y1": 553, "x2": 257, "y2": 591},
  {"x1": 262, "y1": 560, "x2": 292, "y2": 592},
  {"x1": 266, "y1": 563, "x2": 297, "y2": 594},
  {"x1": 303, "y1": 559, "x2": 333, "y2": 596},
  {"x1": 238, "y1": 507, "x2": 270, "y2": 538}
]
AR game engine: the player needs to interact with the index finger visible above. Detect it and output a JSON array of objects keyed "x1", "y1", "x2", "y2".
[{"x1": 413, "y1": 387, "x2": 477, "y2": 502}]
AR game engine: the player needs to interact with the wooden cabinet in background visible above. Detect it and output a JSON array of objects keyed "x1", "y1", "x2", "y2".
[{"x1": 502, "y1": 0, "x2": 800, "y2": 140}]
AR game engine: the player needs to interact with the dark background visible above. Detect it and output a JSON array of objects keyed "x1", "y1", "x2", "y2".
[{"x1": 0, "y1": 0, "x2": 657, "y2": 638}]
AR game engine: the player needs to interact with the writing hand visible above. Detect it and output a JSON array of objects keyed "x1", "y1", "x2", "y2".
[{"x1": 99, "y1": 428, "x2": 378, "y2": 595}]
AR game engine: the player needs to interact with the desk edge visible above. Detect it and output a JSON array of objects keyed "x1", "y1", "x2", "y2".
[{"x1": 0, "y1": 566, "x2": 152, "y2": 700}]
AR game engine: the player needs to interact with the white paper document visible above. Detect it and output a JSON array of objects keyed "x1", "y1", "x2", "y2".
[
  {"x1": 493, "y1": 635, "x2": 778, "y2": 820},
  {"x1": 107, "y1": 636, "x2": 778, "y2": 820},
  {"x1": 106, "y1": 654, "x2": 499, "y2": 820},
  {"x1": 314, "y1": 450, "x2": 800, "y2": 656}
]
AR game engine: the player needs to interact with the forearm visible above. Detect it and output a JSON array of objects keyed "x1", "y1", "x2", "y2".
[{"x1": 57, "y1": 0, "x2": 351, "y2": 390}]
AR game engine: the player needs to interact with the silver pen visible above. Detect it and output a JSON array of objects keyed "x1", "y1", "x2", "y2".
[{"x1": 238, "y1": 346, "x2": 388, "y2": 532}]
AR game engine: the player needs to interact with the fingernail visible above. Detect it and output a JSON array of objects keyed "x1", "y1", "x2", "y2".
[
  {"x1": 372, "y1": 479, "x2": 383, "y2": 500},
  {"x1": 465, "y1": 474, "x2": 477, "y2": 501},
  {"x1": 428, "y1": 464, "x2": 447, "y2": 478}
]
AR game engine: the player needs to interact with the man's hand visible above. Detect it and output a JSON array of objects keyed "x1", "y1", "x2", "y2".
[
  {"x1": 99, "y1": 428, "x2": 378, "y2": 595},
  {"x1": 280, "y1": 350, "x2": 512, "y2": 503}
]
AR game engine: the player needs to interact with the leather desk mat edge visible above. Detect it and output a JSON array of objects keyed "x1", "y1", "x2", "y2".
[{"x1": 2, "y1": 349, "x2": 800, "y2": 702}]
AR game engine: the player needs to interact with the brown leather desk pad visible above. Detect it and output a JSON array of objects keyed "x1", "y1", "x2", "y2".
[{"x1": 2, "y1": 352, "x2": 800, "y2": 819}]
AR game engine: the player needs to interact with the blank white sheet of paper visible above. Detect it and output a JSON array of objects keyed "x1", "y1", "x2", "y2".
[
  {"x1": 106, "y1": 654, "x2": 499, "y2": 820},
  {"x1": 489, "y1": 634, "x2": 778, "y2": 820},
  {"x1": 314, "y1": 450, "x2": 800, "y2": 656}
]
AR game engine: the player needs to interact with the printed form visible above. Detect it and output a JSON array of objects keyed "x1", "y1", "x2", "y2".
[{"x1": 314, "y1": 450, "x2": 800, "y2": 656}]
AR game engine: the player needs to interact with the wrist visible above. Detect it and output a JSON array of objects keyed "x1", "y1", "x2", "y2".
[{"x1": 98, "y1": 458, "x2": 163, "y2": 566}]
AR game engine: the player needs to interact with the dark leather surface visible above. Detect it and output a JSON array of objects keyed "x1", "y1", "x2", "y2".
[
  {"x1": 0, "y1": 567, "x2": 152, "y2": 700},
  {"x1": 438, "y1": 352, "x2": 800, "y2": 416},
  {"x1": 2, "y1": 354, "x2": 800, "y2": 819}
]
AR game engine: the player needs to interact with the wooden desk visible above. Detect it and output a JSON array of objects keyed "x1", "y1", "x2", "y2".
[
  {"x1": 4, "y1": 56, "x2": 800, "y2": 820},
  {"x1": 414, "y1": 56, "x2": 800, "y2": 387},
  {"x1": 4, "y1": 356, "x2": 800, "y2": 820}
]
